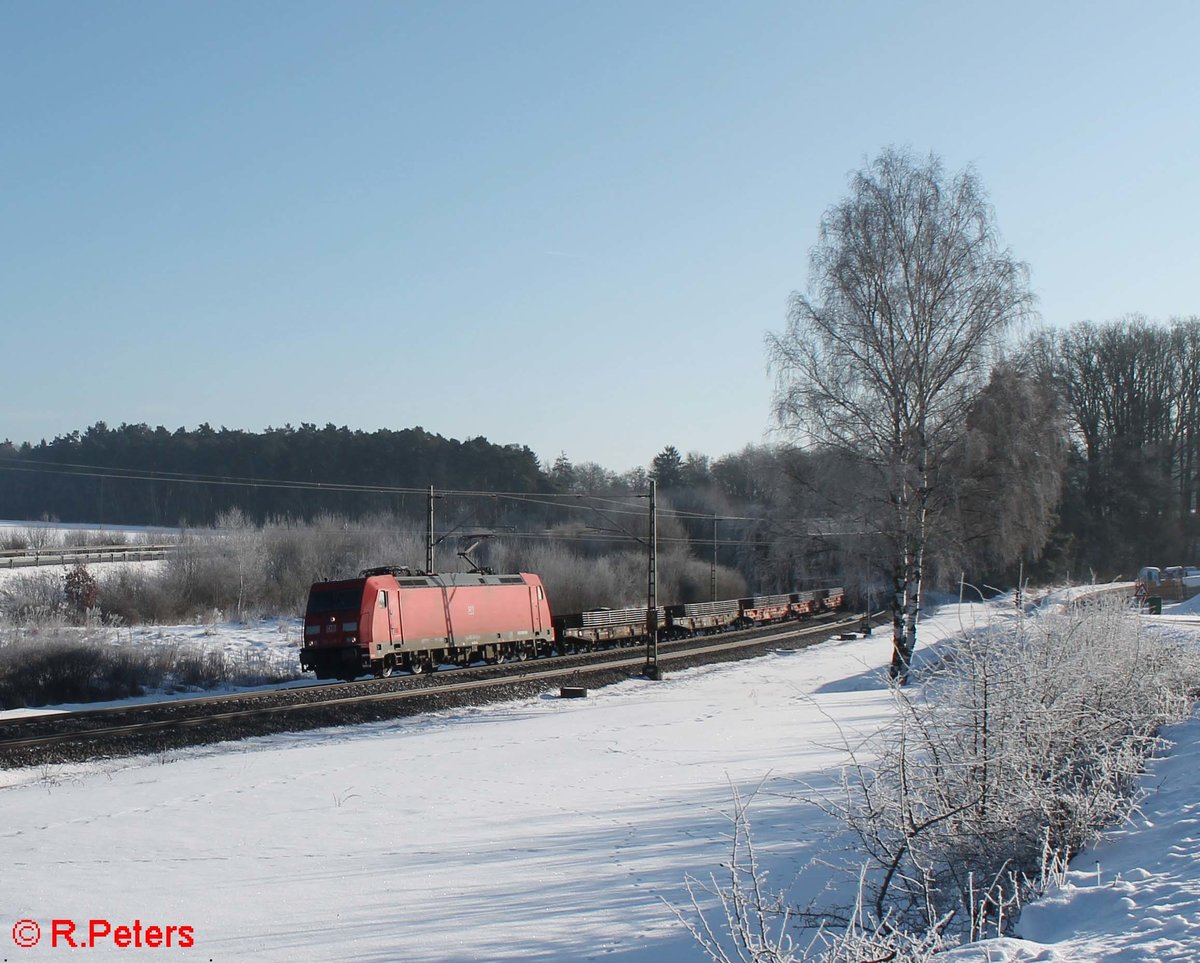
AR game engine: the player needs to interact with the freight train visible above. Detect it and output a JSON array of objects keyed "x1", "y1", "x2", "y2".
[
  {"x1": 299, "y1": 566, "x2": 845, "y2": 680},
  {"x1": 552, "y1": 588, "x2": 844, "y2": 650}
]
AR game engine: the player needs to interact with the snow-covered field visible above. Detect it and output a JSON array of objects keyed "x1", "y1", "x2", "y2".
[
  {"x1": 1, "y1": 598, "x2": 1198, "y2": 961},
  {"x1": 0, "y1": 610, "x2": 305, "y2": 720}
]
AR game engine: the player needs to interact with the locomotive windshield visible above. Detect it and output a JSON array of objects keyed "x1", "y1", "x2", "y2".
[{"x1": 305, "y1": 586, "x2": 364, "y2": 615}]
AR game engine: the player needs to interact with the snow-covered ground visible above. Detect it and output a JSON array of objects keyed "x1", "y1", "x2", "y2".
[
  {"x1": 954, "y1": 716, "x2": 1200, "y2": 962},
  {"x1": 0, "y1": 557, "x2": 167, "y2": 588},
  {"x1": 0, "y1": 517, "x2": 175, "y2": 591},
  {"x1": 0, "y1": 612, "x2": 305, "y2": 721},
  {"x1": 1, "y1": 598, "x2": 1197, "y2": 961}
]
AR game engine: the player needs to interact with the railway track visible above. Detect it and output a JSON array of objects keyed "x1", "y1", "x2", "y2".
[{"x1": 0, "y1": 612, "x2": 868, "y2": 769}]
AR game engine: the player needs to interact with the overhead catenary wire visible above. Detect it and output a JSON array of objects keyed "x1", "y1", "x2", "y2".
[
  {"x1": 0, "y1": 457, "x2": 640, "y2": 502},
  {"x1": 0, "y1": 455, "x2": 874, "y2": 533},
  {"x1": 0, "y1": 458, "x2": 691, "y2": 518}
]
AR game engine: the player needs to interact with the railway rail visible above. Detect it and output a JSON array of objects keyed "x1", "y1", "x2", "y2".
[{"x1": 0, "y1": 611, "x2": 867, "y2": 769}]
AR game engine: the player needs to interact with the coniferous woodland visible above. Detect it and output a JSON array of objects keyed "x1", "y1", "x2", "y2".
[{"x1": 0, "y1": 423, "x2": 551, "y2": 526}]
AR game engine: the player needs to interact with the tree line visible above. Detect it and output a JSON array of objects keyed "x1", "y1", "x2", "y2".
[
  {"x1": 0, "y1": 422, "x2": 836, "y2": 607},
  {"x1": 0, "y1": 422, "x2": 550, "y2": 527},
  {"x1": 2, "y1": 245, "x2": 1196, "y2": 631},
  {"x1": 761, "y1": 314, "x2": 1200, "y2": 593},
  {"x1": 1032, "y1": 316, "x2": 1200, "y2": 572},
  {"x1": 3, "y1": 317, "x2": 1196, "y2": 613}
]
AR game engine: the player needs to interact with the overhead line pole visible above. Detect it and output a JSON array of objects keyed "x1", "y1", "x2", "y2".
[
  {"x1": 711, "y1": 514, "x2": 718, "y2": 602},
  {"x1": 426, "y1": 484, "x2": 436, "y2": 574},
  {"x1": 644, "y1": 479, "x2": 661, "y2": 680}
]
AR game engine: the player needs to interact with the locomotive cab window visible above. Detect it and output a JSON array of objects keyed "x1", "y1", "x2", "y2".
[
  {"x1": 306, "y1": 588, "x2": 363, "y2": 614},
  {"x1": 536, "y1": 585, "x2": 544, "y2": 601},
  {"x1": 379, "y1": 591, "x2": 389, "y2": 609}
]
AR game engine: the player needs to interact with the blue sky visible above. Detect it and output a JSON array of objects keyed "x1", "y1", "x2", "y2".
[{"x1": 3, "y1": 1, "x2": 1197, "y2": 471}]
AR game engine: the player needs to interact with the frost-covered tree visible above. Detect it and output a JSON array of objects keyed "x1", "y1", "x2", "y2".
[
  {"x1": 939, "y1": 363, "x2": 1067, "y2": 578},
  {"x1": 768, "y1": 148, "x2": 1032, "y2": 680}
]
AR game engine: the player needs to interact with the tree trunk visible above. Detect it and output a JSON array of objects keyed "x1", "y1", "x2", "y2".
[
  {"x1": 904, "y1": 436, "x2": 930, "y2": 682},
  {"x1": 891, "y1": 486, "x2": 913, "y2": 683},
  {"x1": 891, "y1": 562, "x2": 908, "y2": 681}
]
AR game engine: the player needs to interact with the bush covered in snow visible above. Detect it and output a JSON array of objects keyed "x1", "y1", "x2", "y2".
[
  {"x1": 682, "y1": 599, "x2": 1200, "y2": 962},
  {"x1": 839, "y1": 599, "x2": 1200, "y2": 945},
  {"x1": 85, "y1": 511, "x2": 745, "y2": 624},
  {"x1": 0, "y1": 570, "x2": 66, "y2": 622},
  {"x1": 0, "y1": 625, "x2": 297, "y2": 709}
]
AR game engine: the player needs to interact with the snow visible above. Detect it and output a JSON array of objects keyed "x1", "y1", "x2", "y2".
[
  {"x1": 948, "y1": 714, "x2": 1200, "y2": 963},
  {"x1": 0, "y1": 557, "x2": 167, "y2": 588},
  {"x1": 2, "y1": 598, "x2": 1199, "y2": 961},
  {"x1": 1163, "y1": 592, "x2": 1200, "y2": 615},
  {"x1": 115, "y1": 615, "x2": 301, "y2": 663},
  {"x1": 0, "y1": 616, "x2": 305, "y2": 721},
  {"x1": 1021, "y1": 719, "x2": 1200, "y2": 959}
]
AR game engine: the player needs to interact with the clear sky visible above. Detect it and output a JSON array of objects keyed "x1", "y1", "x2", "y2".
[{"x1": 3, "y1": 1, "x2": 1198, "y2": 472}]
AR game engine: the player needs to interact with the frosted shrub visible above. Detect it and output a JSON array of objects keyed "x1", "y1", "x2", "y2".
[
  {"x1": 0, "y1": 570, "x2": 65, "y2": 622},
  {"x1": 0, "y1": 627, "x2": 300, "y2": 709},
  {"x1": 678, "y1": 599, "x2": 1200, "y2": 961},
  {"x1": 0, "y1": 629, "x2": 153, "y2": 706},
  {"x1": 836, "y1": 598, "x2": 1200, "y2": 942},
  {"x1": 489, "y1": 539, "x2": 746, "y2": 613},
  {"x1": 96, "y1": 567, "x2": 177, "y2": 624},
  {"x1": 670, "y1": 786, "x2": 803, "y2": 963},
  {"x1": 672, "y1": 789, "x2": 942, "y2": 963},
  {"x1": 488, "y1": 540, "x2": 645, "y2": 612},
  {"x1": 66, "y1": 512, "x2": 747, "y2": 625},
  {"x1": 0, "y1": 530, "x2": 30, "y2": 551},
  {"x1": 62, "y1": 528, "x2": 129, "y2": 548}
]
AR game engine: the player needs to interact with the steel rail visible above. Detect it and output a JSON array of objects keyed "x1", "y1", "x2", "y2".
[
  {"x1": 0, "y1": 615, "x2": 862, "y2": 755},
  {"x1": 0, "y1": 611, "x2": 858, "y2": 731}
]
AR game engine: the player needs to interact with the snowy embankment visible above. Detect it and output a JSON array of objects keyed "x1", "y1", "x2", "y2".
[
  {"x1": 947, "y1": 596, "x2": 1200, "y2": 963},
  {"x1": 949, "y1": 715, "x2": 1200, "y2": 962},
  {"x1": 0, "y1": 599, "x2": 1197, "y2": 961}
]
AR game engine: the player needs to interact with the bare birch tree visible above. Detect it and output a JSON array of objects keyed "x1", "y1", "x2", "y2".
[{"x1": 768, "y1": 148, "x2": 1032, "y2": 680}]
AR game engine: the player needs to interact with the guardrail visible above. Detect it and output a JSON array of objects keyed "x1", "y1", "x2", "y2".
[{"x1": 0, "y1": 544, "x2": 175, "y2": 570}]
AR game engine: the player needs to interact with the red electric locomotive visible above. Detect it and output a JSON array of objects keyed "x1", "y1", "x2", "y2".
[{"x1": 300, "y1": 567, "x2": 553, "y2": 679}]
